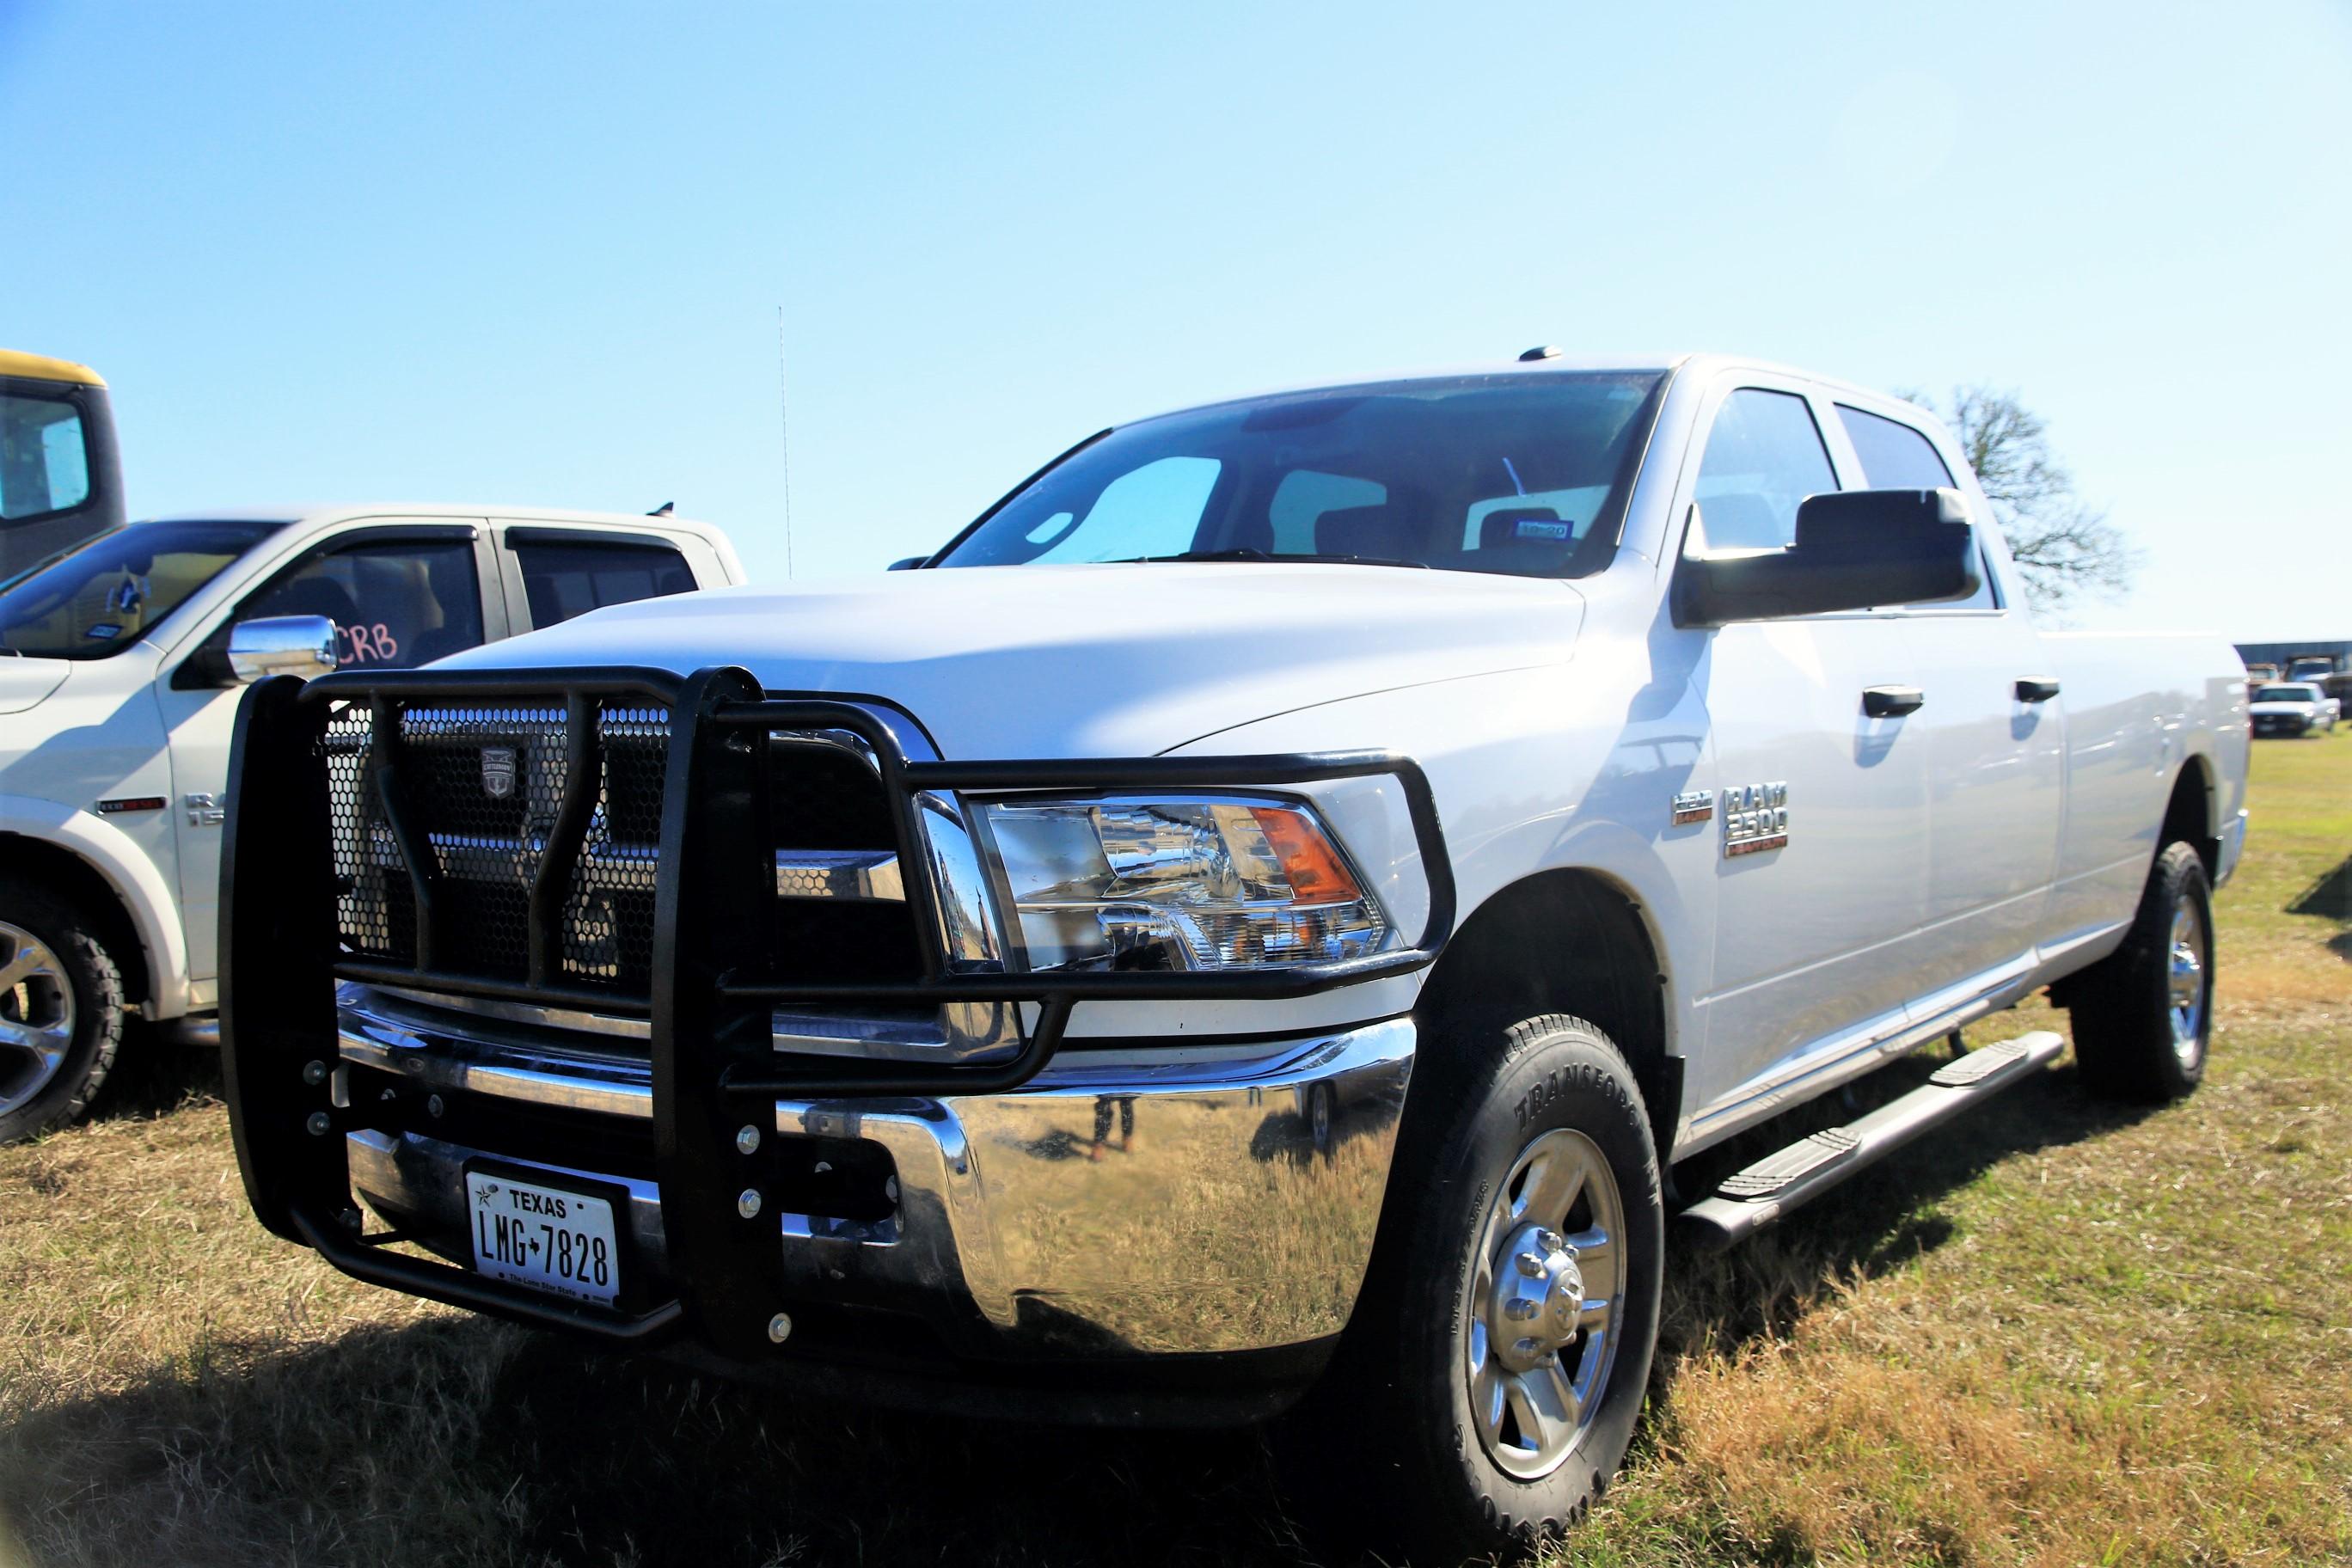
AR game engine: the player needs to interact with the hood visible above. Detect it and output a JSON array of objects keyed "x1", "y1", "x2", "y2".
[
  {"x1": 0, "y1": 656, "x2": 70, "y2": 715},
  {"x1": 439, "y1": 563, "x2": 1585, "y2": 757}
]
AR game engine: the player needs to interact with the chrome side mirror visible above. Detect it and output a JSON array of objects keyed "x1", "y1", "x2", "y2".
[{"x1": 227, "y1": 615, "x2": 338, "y2": 683}]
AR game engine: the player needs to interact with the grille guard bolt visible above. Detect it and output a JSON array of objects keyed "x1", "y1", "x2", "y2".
[
  {"x1": 767, "y1": 1312, "x2": 793, "y2": 1344},
  {"x1": 302, "y1": 1060, "x2": 328, "y2": 1086},
  {"x1": 305, "y1": 1112, "x2": 332, "y2": 1136},
  {"x1": 735, "y1": 1124, "x2": 762, "y2": 1156},
  {"x1": 737, "y1": 1188, "x2": 763, "y2": 1219},
  {"x1": 426, "y1": 1093, "x2": 446, "y2": 1119}
]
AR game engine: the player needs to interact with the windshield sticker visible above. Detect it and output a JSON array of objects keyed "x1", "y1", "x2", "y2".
[
  {"x1": 1516, "y1": 519, "x2": 1571, "y2": 541},
  {"x1": 84, "y1": 622, "x2": 121, "y2": 640}
]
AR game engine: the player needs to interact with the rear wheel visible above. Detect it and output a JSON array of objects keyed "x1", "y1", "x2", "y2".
[
  {"x1": 1281, "y1": 1014, "x2": 1663, "y2": 1563},
  {"x1": 2067, "y1": 842, "x2": 2212, "y2": 1103},
  {"x1": 0, "y1": 881, "x2": 126, "y2": 1144}
]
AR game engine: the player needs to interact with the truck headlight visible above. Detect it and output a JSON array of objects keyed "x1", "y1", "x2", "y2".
[{"x1": 971, "y1": 794, "x2": 1390, "y2": 974}]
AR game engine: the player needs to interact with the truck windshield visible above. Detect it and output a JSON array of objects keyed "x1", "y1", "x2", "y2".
[
  {"x1": 2254, "y1": 684, "x2": 2319, "y2": 702},
  {"x1": 0, "y1": 518, "x2": 283, "y2": 658},
  {"x1": 933, "y1": 371, "x2": 1667, "y2": 578}
]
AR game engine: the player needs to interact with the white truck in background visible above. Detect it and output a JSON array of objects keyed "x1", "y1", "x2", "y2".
[
  {"x1": 0, "y1": 505, "x2": 743, "y2": 1141},
  {"x1": 217, "y1": 356, "x2": 2247, "y2": 1564}
]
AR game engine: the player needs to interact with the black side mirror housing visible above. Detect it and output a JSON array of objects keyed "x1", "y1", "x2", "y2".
[
  {"x1": 887, "y1": 556, "x2": 928, "y2": 571},
  {"x1": 1673, "y1": 487, "x2": 1980, "y2": 627}
]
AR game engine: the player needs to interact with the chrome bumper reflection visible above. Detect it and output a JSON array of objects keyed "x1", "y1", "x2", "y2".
[{"x1": 340, "y1": 1008, "x2": 1415, "y2": 1358}]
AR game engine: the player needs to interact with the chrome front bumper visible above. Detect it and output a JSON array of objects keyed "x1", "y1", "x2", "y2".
[{"x1": 339, "y1": 992, "x2": 1415, "y2": 1361}]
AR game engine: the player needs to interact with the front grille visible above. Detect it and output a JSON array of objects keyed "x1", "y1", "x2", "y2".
[
  {"x1": 320, "y1": 695, "x2": 926, "y2": 1005},
  {"x1": 322, "y1": 698, "x2": 674, "y2": 995}
]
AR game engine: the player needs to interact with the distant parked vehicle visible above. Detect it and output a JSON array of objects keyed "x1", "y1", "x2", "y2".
[
  {"x1": 2, "y1": 349, "x2": 125, "y2": 576},
  {"x1": 0, "y1": 503, "x2": 744, "y2": 1142},
  {"x1": 2249, "y1": 682, "x2": 2338, "y2": 738}
]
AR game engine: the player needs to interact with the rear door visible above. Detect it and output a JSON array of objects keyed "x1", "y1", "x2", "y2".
[
  {"x1": 1824, "y1": 403, "x2": 2063, "y2": 1006},
  {"x1": 1674, "y1": 379, "x2": 1930, "y2": 1115},
  {"x1": 156, "y1": 521, "x2": 502, "y2": 983}
]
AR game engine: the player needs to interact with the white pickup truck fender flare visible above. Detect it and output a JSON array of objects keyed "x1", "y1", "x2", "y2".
[{"x1": 0, "y1": 792, "x2": 192, "y2": 1020}]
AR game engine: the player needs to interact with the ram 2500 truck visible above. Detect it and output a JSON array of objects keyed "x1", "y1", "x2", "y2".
[
  {"x1": 219, "y1": 356, "x2": 2248, "y2": 1563},
  {"x1": 0, "y1": 504, "x2": 741, "y2": 1142}
]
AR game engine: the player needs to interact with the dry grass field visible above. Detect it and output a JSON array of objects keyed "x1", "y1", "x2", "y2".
[{"x1": 3, "y1": 735, "x2": 2346, "y2": 1567}]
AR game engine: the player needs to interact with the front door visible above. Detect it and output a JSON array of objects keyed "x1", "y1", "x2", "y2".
[
  {"x1": 1676, "y1": 384, "x2": 1931, "y2": 1115},
  {"x1": 155, "y1": 524, "x2": 496, "y2": 983}
]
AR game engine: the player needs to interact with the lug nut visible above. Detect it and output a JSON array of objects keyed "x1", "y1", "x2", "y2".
[
  {"x1": 338, "y1": 1207, "x2": 364, "y2": 1231},
  {"x1": 426, "y1": 1093, "x2": 446, "y2": 1119},
  {"x1": 735, "y1": 1124, "x2": 762, "y2": 1156},
  {"x1": 737, "y1": 1188, "x2": 763, "y2": 1219},
  {"x1": 1506, "y1": 1299, "x2": 1540, "y2": 1320},
  {"x1": 1513, "y1": 1337, "x2": 1541, "y2": 1360},
  {"x1": 767, "y1": 1312, "x2": 793, "y2": 1344},
  {"x1": 1538, "y1": 1228, "x2": 1566, "y2": 1254},
  {"x1": 305, "y1": 1112, "x2": 332, "y2": 1136},
  {"x1": 302, "y1": 1060, "x2": 328, "y2": 1086},
  {"x1": 1515, "y1": 1251, "x2": 1547, "y2": 1279}
]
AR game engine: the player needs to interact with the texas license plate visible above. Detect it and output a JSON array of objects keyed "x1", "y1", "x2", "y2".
[{"x1": 464, "y1": 1167, "x2": 621, "y2": 1306}]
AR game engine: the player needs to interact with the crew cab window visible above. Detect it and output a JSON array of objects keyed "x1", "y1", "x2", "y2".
[
  {"x1": 1, "y1": 392, "x2": 90, "y2": 521},
  {"x1": 1687, "y1": 389, "x2": 1837, "y2": 552},
  {"x1": 236, "y1": 537, "x2": 485, "y2": 669},
  {"x1": 1836, "y1": 404, "x2": 1999, "y2": 610},
  {"x1": 513, "y1": 538, "x2": 695, "y2": 628}
]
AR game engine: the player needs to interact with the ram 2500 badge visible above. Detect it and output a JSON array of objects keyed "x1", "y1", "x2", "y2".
[{"x1": 219, "y1": 354, "x2": 2249, "y2": 1562}]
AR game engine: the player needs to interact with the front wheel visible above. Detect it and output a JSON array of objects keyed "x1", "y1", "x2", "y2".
[
  {"x1": 0, "y1": 879, "x2": 126, "y2": 1144},
  {"x1": 2067, "y1": 842, "x2": 2213, "y2": 1103},
  {"x1": 1282, "y1": 1014, "x2": 1664, "y2": 1564}
]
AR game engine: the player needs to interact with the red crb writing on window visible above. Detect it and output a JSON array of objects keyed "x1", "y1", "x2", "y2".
[{"x1": 335, "y1": 622, "x2": 401, "y2": 665}]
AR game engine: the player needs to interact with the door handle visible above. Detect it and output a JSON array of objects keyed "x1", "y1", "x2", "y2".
[
  {"x1": 2014, "y1": 677, "x2": 2061, "y2": 703},
  {"x1": 1862, "y1": 685, "x2": 1926, "y2": 718}
]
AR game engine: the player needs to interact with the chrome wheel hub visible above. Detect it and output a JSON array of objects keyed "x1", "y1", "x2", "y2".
[
  {"x1": 2167, "y1": 894, "x2": 2208, "y2": 1067},
  {"x1": 0, "y1": 921, "x2": 77, "y2": 1118},
  {"x1": 1465, "y1": 1128, "x2": 1626, "y2": 1480}
]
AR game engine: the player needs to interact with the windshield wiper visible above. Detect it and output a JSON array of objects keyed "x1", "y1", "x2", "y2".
[{"x1": 1104, "y1": 548, "x2": 1430, "y2": 569}]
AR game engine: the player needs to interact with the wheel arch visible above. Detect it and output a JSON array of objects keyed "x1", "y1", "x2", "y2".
[
  {"x1": 0, "y1": 824, "x2": 166, "y2": 1014},
  {"x1": 1413, "y1": 867, "x2": 1681, "y2": 1164},
  {"x1": 2161, "y1": 752, "x2": 2220, "y2": 879}
]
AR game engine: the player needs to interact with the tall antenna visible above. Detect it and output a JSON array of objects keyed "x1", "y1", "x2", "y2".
[{"x1": 775, "y1": 305, "x2": 796, "y2": 579}]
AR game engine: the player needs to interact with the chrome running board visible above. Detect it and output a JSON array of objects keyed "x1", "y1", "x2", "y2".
[{"x1": 1677, "y1": 1031, "x2": 2064, "y2": 1249}]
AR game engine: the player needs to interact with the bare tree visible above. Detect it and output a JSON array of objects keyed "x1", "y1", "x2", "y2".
[{"x1": 1904, "y1": 385, "x2": 2138, "y2": 613}]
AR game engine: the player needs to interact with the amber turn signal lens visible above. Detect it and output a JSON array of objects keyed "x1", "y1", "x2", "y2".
[{"x1": 1249, "y1": 805, "x2": 1364, "y2": 905}]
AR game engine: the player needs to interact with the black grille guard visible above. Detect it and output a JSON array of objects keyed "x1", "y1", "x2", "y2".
[{"x1": 219, "y1": 665, "x2": 1455, "y2": 1353}]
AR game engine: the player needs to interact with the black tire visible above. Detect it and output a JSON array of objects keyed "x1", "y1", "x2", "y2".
[
  {"x1": 1280, "y1": 1014, "x2": 1664, "y2": 1564},
  {"x1": 0, "y1": 878, "x2": 126, "y2": 1144},
  {"x1": 2067, "y1": 842, "x2": 2213, "y2": 1103}
]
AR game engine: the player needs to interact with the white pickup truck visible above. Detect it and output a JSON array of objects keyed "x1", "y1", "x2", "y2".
[
  {"x1": 217, "y1": 356, "x2": 2248, "y2": 1563},
  {"x1": 0, "y1": 504, "x2": 741, "y2": 1141}
]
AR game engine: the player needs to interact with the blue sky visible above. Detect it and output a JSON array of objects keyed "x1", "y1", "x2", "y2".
[{"x1": 6, "y1": 1, "x2": 2347, "y2": 639}]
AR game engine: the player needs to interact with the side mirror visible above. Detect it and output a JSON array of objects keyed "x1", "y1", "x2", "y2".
[
  {"x1": 1673, "y1": 487, "x2": 1980, "y2": 626},
  {"x1": 227, "y1": 615, "x2": 339, "y2": 683},
  {"x1": 887, "y1": 556, "x2": 928, "y2": 571}
]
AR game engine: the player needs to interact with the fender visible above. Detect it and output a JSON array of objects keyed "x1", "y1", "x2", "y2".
[{"x1": 0, "y1": 791, "x2": 192, "y2": 1019}]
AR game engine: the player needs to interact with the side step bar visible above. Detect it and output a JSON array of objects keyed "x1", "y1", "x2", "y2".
[{"x1": 1677, "y1": 1031, "x2": 2064, "y2": 1249}]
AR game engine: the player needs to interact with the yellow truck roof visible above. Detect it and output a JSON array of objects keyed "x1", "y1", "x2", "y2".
[{"x1": 0, "y1": 349, "x2": 107, "y2": 387}]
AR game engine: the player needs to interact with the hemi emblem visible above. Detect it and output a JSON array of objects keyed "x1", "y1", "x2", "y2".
[
  {"x1": 481, "y1": 746, "x2": 518, "y2": 800},
  {"x1": 1669, "y1": 789, "x2": 1715, "y2": 826},
  {"x1": 1723, "y1": 781, "x2": 1789, "y2": 857}
]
